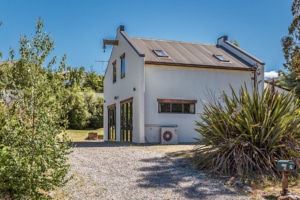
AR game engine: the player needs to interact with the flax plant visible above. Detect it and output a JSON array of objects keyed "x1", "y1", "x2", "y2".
[{"x1": 194, "y1": 85, "x2": 300, "y2": 180}]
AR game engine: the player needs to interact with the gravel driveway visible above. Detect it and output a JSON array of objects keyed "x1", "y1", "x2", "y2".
[{"x1": 53, "y1": 142, "x2": 252, "y2": 200}]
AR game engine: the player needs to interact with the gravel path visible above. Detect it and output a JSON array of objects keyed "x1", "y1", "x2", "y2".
[{"x1": 53, "y1": 142, "x2": 252, "y2": 200}]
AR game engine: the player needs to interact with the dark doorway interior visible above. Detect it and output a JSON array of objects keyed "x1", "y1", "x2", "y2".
[
  {"x1": 108, "y1": 106, "x2": 116, "y2": 140},
  {"x1": 120, "y1": 101, "x2": 133, "y2": 141}
]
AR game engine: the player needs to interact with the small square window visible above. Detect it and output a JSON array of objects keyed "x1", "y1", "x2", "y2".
[
  {"x1": 213, "y1": 54, "x2": 230, "y2": 62},
  {"x1": 153, "y1": 50, "x2": 169, "y2": 57},
  {"x1": 157, "y1": 100, "x2": 196, "y2": 114}
]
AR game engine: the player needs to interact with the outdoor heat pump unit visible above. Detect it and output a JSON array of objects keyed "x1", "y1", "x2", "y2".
[{"x1": 160, "y1": 127, "x2": 178, "y2": 144}]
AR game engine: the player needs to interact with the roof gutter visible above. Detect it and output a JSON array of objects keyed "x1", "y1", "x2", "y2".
[{"x1": 145, "y1": 61, "x2": 256, "y2": 72}]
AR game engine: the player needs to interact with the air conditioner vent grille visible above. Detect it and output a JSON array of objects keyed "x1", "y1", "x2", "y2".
[{"x1": 160, "y1": 127, "x2": 178, "y2": 144}]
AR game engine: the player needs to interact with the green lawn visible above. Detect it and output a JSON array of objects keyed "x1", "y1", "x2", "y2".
[{"x1": 65, "y1": 128, "x2": 103, "y2": 141}]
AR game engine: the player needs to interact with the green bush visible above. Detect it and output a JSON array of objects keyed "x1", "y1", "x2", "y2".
[{"x1": 194, "y1": 85, "x2": 300, "y2": 180}]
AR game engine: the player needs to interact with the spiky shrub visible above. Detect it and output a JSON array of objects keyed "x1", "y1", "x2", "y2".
[{"x1": 194, "y1": 85, "x2": 300, "y2": 180}]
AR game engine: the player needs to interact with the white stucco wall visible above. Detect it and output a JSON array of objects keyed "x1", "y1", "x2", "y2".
[
  {"x1": 103, "y1": 30, "x2": 145, "y2": 143},
  {"x1": 144, "y1": 65, "x2": 254, "y2": 143}
]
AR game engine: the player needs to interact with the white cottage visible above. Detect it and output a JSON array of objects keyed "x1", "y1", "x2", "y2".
[{"x1": 103, "y1": 25, "x2": 264, "y2": 144}]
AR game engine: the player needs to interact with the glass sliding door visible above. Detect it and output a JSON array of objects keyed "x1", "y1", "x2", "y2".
[
  {"x1": 120, "y1": 100, "x2": 133, "y2": 142},
  {"x1": 107, "y1": 105, "x2": 116, "y2": 140}
]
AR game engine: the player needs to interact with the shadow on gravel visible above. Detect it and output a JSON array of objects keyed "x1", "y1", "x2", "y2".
[{"x1": 136, "y1": 155, "x2": 248, "y2": 199}]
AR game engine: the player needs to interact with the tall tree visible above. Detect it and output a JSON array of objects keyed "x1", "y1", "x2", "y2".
[
  {"x1": 280, "y1": 0, "x2": 300, "y2": 95},
  {"x1": 282, "y1": 0, "x2": 300, "y2": 76},
  {"x1": 0, "y1": 18, "x2": 72, "y2": 199}
]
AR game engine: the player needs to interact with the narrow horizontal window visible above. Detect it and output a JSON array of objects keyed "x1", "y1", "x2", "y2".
[
  {"x1": 157, "y1": 99, "x2": 197, "y2": 104},
  {"x1": 153, "y1": 50, "x2": 169, "y2": 57},
  {"x1": 157, "y1": 99, "x2": 196, "y2": 114},
  {"x1": 213, "y1": 54, "x2": 230, "y2": 62}
]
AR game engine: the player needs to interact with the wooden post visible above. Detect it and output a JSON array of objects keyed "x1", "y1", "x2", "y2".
[{"x1": 281, "y1": 171, "x2": 290, "y2": 196}]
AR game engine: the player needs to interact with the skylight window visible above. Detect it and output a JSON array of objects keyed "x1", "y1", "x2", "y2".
[
  {"x1": 153, "y1": 50, "x2": 169, "y2": 57},
  {"x1": 213, "y1": 54, "x2": 230, "y2": 62}
]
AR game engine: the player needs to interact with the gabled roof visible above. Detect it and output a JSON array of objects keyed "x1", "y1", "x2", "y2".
[
  {"x1": 130, "y1": 37, "x2": 254, "y2": 71},
  {"x1": 104, "y1": 26, "x2": 263, "y2": 73}
]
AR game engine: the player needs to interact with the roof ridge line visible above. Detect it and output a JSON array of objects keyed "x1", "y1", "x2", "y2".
[{"x1": 131, "y1": 37, "x2": 214, "y2": 46}]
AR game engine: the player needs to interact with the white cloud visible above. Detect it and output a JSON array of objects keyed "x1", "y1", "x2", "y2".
[{"x1": 264, "y1": 71, "x2": 278, "y2": 79}]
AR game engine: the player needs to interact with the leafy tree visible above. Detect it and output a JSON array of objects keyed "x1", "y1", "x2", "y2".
[
  {"x1": 0, "y1": 62, "x2": 9, "y2": 89},
  {"x1": 84, "y1": 90, "x2": 104, "y2": 128},
  {"x1": 280, "y1": 0, "x2": 300, "y2": 93},
  {"x1": 61, "y1": 66, "x2": 103, "y2": 129},
  {"x1": 83, "y1": 69, "x2": 103, "y2": 93},
  {"x1": 64, "y1": 86, "x2": 91, "y2": 129},
  {"x1": 61, "y1": 67, "x2": 92, "y2": 130},
  {"x1": 0, "y1": 19, "x2": 72, "y2": 199},
  {"x1": 63, "y1": 66, "x2": 103, "y2": 92},
  {"x1": 194, "y1": 85, "x2": 300, "y2": 181},
  {"x1": 63, "y1": 87, "x2": 103, "y2": 130},
  {"x1": 65, "y1": 66, "x2": 85, "y2": 87},
  {"x1": 282, "y1": 0, "x2": 300, "y2": 74}
]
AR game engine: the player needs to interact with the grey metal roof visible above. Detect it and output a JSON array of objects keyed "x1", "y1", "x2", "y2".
[{"x1": 131, "y1": 38, "x2": 254, "y2": 70}]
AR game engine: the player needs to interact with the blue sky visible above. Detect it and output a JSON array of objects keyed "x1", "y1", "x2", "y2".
[{"x1": 0, "y1": 0, "x2": 293, "y2": 77}]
